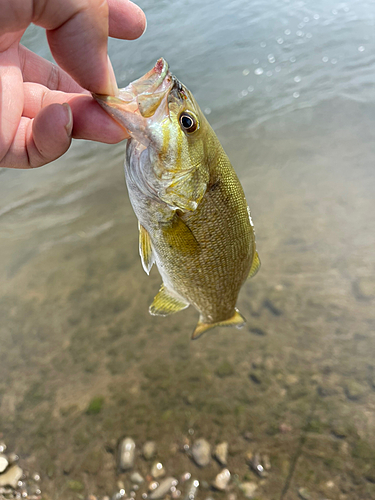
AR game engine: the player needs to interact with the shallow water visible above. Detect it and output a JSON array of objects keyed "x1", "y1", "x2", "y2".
[{"x1": 1, "y1": 0, "x2": 375, "y2": 499}]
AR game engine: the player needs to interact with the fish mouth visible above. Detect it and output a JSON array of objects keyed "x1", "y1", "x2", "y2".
[{"x1": 93, "y1": 58, "x2": 174, "y2": 134}]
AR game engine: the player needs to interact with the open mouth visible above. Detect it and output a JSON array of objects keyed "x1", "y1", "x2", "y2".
[{"x1": 93, "y1": 58, "x2": 174, "y2": 120}]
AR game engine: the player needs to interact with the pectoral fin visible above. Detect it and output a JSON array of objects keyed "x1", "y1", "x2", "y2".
[
  {"x1": 139, "y1": 224, "x2": 155, "y2": 275},
  {"x1": 192, "y1": 309, "x2": 246, "y2": 340},
  {"x1": 149, "y1": 284, "x2": 189, "y2": 316},
  {"x1": 248, "y1": 251, "x2": 261, "y2": 279},
  {"x1": 161, "y1": 213, "x2": 199, "y2": 254}
]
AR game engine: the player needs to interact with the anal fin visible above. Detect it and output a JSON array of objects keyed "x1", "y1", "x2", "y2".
[
  {"x1": 192, "y1": 308, "x2": 246, "y2": 340},
  {"x1": 248, "y1": 251, "x2": 261, "y2": 279},
  {"x1": 139, "y1": 223, "x2": 155, "y2": 275},
  {"x1": 149, "y1": 284, "x2": 189, "y2": 316}
]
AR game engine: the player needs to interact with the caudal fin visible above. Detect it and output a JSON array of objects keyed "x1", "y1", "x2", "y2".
[{"x1": 191, "y1": 308, "x2": 246, "y2": 340}]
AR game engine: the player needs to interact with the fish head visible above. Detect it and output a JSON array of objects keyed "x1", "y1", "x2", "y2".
[{"x1": 93, "y1": 58, "x2": 211, "y2": 211}]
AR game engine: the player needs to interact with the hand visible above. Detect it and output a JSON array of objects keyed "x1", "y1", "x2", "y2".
[{"x1": 0, "y1": 0, "x2": 146, "y2": 169}]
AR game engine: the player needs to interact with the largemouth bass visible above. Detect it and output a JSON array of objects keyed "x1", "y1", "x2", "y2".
[{"x1": 94, "y1": 59, "x2": 260, "y2": 339}]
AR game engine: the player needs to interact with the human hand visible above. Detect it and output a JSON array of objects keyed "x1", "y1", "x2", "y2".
[{"x1": 0, "y1": 0, "x2": 146, "y2": 169}]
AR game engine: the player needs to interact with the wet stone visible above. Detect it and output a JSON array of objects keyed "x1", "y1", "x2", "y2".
[
  {"x1": 344, "y1": 380, "x2": 367, "y2": 401},
  {"x1": 149, "y1": 477, "x2": 177, "y2": 500},
  {"x1": 248, "y1": 453, "x2": 267, "y2": 477},
  {"x1": 191, "y1": 439, "x2": 211, "y2": 467},
  {"x1": 298, "y1": 487, "x2": 312, "y2": 500},
  {"x1": 250, "y1": 327, "x2": 266, "y2": 336},
  {"x1": 143, "y1": 441, "x2": 157, "y2": 460},
  {"x1": 0, "y1": 454, "x2": 8, "y2": 473},
  {"x1": 151, "y1": 462, "x2": 166, "y2": 479},
  {"x1": 118, "y1": 437, "x2": 136, "y2": 471},
  {"x1": 214, "y1": 442, "x2": 228, "y2": 466},
  {"x1": 212, "y1": 468, "x2": 231, "y2": 491},
  {"x1": 130, "y1": 472, "x2": 144, "y2": 484},
  {"x1": 262, "y1": 454, "x2": 271, "y2": 470},
  {"x1": 185, "y1": 479, "x2": 199, "y2": 500},
  {"x1": 352, "y1": 277, "x2": 375, "y2": 300},
  {"x1": 240, "y1": 482, "x2": 258, "y2": 499},
  {"x1": 0, "y1": 465, "x2": 23, "y2": 488}
]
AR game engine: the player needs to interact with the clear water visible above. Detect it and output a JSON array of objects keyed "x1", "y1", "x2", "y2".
[{"x1": 1, "y1": 1, "x2": 375, "y2": 499}]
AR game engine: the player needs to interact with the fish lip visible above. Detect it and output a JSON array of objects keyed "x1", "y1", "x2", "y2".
[{"x1": 93, "y1": 58, "x2": 174, "y2": 117}]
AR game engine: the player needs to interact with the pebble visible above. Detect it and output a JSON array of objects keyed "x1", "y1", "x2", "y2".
[
  {"x1": 0, "y1": 465, "x2": 23, "y2": 488},
  {"x1": 240, "y1": 482, "x2": 258, "y2": 499},
  {"x1": 298, "y1": 487, "x2": 312, "y2": 500},
  {"x1": 263, "y1": 454, "x2": 271, "y2": 470},
  {"x1": 214, "y1": 442, "x2": 228, "y2": 466},
  {"x1": 149, "y1": 477, "x2": 177, "y2": 500},
  {"x1": 184, "y1": 479, "x2": 199, "y2": 500},
  {"x1": 248, "y1": 453, "x2": 267, "y2": 477},
  {"x1": 118, "y1": 437, "x2": 136, "y2": 471},
  {"x1": 191, "y1": 439, "x2": 211, "y2": 467},
  {"x1": 0, "y1": 455, "x2": 8, "y2": 473},
  {"x1": 180, "y1": 472, "x2": 191, "y2": 483},
  {"x1": 212, "y1": 469, "x2": 231, "y2": 491},
  {"x1": 151, "y1": 462, "x2": 166, "y2": 479},
  {"x1": 143, "y1": 441, "x2": 157, "y2": 460},
  {"x1": 130, "y1": 472, "x2": 144, "y2": 484}
]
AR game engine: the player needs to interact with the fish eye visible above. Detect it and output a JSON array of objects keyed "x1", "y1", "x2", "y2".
[{"x1": 179, "y1": 112, "x2": 198, "y2": 133}]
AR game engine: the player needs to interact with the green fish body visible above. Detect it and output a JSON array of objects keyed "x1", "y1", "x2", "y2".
[{"x1": 94, "y1": 59, "x2": 260, "y2": 338}]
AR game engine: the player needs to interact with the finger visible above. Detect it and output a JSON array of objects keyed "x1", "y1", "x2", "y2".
[
  {"x1": 19, "y1": 45, "x2": 87, "y2": 93},
  {"x1": 107, "y1": 0, "x2": 146, "y2": 40},
  {"x1": 0, "y1": 43, "x2": 24, "y2": 162},
  {"x1": 45, "y1": 0, "x2": 116, "y2": 95},
  {"x1": 23, "y1": 82, "x2": 129, "y2": 142},
  {"x1": 0, "y1": 103, "x2": 72, "y2": 169}
]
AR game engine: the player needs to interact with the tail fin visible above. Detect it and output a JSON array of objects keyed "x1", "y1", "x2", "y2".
[{"x1": 191, "y1": 308, "x2": 246, "y2": 340}]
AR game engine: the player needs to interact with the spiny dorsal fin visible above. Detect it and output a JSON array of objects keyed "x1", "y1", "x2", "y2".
[
  {"x1": 248, "y1": 251, "x2": 261, "y2": 279},
  {"x1": 149, "y1": 284, "x2": 189, "y2": 316},
  {"x1": 192, "y1": 308, "x2": 246, "y2": 340},
  {"x1": 139, "y1": 224, "x2": 155, "y2": 275}
]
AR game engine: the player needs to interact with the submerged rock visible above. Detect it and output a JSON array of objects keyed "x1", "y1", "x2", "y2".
[
  {"x1": 212, "y1": 469, "x2": 231, "y2": 491},
  {"x1": 247, "y1": 452, "x2": 267, "y2": 477},
  {"x1": 118, "y1": 437, "x2": 136, "y2": 471},
  {"x1": 130, "y1": 472, "x2": 144, "y2": 484},
  {"x1": 0, "y1": 464, "x2": 23, "y2": 488},
  {"x1": 149, "y1": 477, "x2": 177, "y2": 499},
  {"x1": 214, "y1": 442, "x2": 228, "y2": 466},
  {"x1": 143, "y1": 441, "x2": 157, "y2": 460},
  {"x1": 298, "y1": 487, "x2": 312, "y2": 500},
  {"x1": 191, "y1": 439, "x2": 211, "y2": 467},
  {"x1": 0, "y1": 454, "x2": 8, "y2": 473},
  {"x1": 240, "y1": 482, "x2": 258, "y2": 499},
  {"x1": 151, "y1": 461, "x2": 166, "y2": 479}
]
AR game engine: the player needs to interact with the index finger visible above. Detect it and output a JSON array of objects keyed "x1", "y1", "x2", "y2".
[
  {"x1": 44, "y1": 0, "x2": 146, "y2": 94},
  {"x1": 0, "y1": 0, "x2": 146, "y2": 94}
]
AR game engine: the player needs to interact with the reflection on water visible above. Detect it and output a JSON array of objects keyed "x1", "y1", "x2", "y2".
[{"x1": 1, "y1": 0, "x2": 375, "y2": 499}]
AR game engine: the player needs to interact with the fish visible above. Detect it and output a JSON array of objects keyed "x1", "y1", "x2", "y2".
[{"x1": 93, "y1": 58, "x2": 260, "y2": 339}]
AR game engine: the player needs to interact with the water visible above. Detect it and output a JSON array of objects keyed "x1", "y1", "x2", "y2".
[{"x1": 1, "y1": 0, "x2": 375, "y2": 498}]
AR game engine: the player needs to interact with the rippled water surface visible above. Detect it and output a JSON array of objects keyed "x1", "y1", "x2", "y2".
[{"x1": 1, "y1": 1, "x2": 375, "y2": 499}]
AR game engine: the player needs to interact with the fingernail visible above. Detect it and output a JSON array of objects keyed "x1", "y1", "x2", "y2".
[
  {"x1": 142, "y1": 16, "x2": 147, "y2": 35},
  {"x1": 107, "y1": 56, "x2": 119, "y2": 96},
  {"x1": 62, "y1": 103, "x2": 73, "y2": 137}
]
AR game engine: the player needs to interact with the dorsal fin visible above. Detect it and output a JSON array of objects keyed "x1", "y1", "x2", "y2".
[
  {"x1": 248, "y1": 251, "x2": 261, "y2": 279},
  {"x1": 191, "y1": 308, "x2": 246, "y2": 340},
  {"x1": 139, "y1": 224, "x2": 155, "y2": 275},
  {"x1": 149, "y1": 284, "x2": 189, "y2": 316}
]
